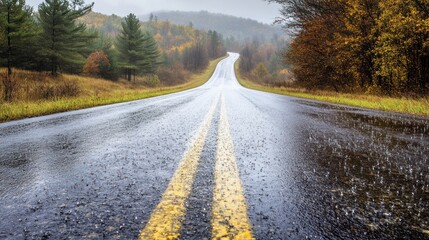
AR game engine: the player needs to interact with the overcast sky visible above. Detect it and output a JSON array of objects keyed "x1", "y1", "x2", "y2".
[{"x1": 26, "y1": 0, "x2": 281, "y2": 24}]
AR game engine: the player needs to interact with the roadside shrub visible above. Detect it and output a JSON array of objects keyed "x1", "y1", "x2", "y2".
[
  {"x1": 37, "y1": 81, "x2": 80, "y2": 100},
  {"x1": 57, "y1": 81, "x2": 80, "y2": 97},
  {"x1": 252, "y1": 63, "x2": 269, "y2": 80},
  {"x1": 365, "y1": 83, "x2": 382, "y2": 96},
  {"x1": 39, "y1": 84, "x2": 56, "y2": 99},
  {"x1": 144, "y1": 75, "x2": 161, "y2": 88},
  {"x1": 1, "y1": 71, "x2": 19, "y2": 102},
  {"x1": 157, "y1": 66, "x2": 187, "y2": 85}
]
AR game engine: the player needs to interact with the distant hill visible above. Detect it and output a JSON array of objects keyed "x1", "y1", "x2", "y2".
[
  {"x1": 141, "y1": 11, "x2": 285, "y2": 42},
  {"x1": 80, "y1": 11, "x2": 123, "y2": 36},
  {"x1": 79, "y1": 12, "x2": 201, "y2": 53}
]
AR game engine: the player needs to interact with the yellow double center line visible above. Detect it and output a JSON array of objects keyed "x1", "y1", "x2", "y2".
[
  {"x1": 140, "y1": 93, "x2": 253, "y2": 240},
  {"x1": 211, "y1": 95, "x2": 254, "y2": 240}
]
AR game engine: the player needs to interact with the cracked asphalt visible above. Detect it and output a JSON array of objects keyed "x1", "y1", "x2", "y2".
[{"x1": 1, "y1": 53, "x2": 428, "y2": 239}]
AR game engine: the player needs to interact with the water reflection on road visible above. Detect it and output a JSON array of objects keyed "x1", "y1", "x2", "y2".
[{"x1": 299, "y1": 101, "x2": 429, "y2": 238}]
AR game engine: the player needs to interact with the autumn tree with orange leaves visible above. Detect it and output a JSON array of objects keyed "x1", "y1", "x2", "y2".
[
  {"x1": 83, "y1": 51, "x2": 111, "y2": 79},
  {"x1": 267, "y1": 0, "x2": 429, "y2": 95}
]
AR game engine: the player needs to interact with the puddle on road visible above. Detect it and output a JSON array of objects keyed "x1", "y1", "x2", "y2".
[{"x1": 299, "y1": 107, "x2": 429, "y2": 237}]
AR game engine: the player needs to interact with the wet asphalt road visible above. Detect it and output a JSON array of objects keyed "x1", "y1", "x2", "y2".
[{"x1": 1, "y1": 53, "x2": 429, "y2": 239}]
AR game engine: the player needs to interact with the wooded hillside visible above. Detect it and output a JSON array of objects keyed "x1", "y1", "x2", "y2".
[
  {"x1": 268, "y1": 0, "x2": 429, "y2": 96},
  {"x1": 0, "y1": 1, "x2": 227, "y2": 102},
  {"x1": 140, "y1": 11, "x2": 285, "y2": 43}
]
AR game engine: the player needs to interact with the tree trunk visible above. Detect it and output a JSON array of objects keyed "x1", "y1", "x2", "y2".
[
  {"x1": 51, "y1": 57, "x2": 57, "y2": 76},
  {"x1": 7, "y1": 4, "x2": 12, "y2": 77},
  {"x1": 51, "y1": 8, "x2": 57, "y2": 76},
  {"x1": 126, "y1": 69, "x2": 132, "y2": 81},
  {"x1": 2, "y1": 70, "x2": 13, "y2": 102},
  {"x1": 3, "y1": 4, "x2": 13, "y2": 101}
]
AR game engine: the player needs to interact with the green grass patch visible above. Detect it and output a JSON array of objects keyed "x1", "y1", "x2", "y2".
[
  {"x1": 0, "y1": 56, "x2": 225, "y2": 122},
  {"x1": 234, "y1": 60, "x2": 429, "y2": 117}
]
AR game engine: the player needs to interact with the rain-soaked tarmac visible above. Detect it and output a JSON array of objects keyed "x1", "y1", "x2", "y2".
[{"x1": 0, "y1": 53, "x2": 428, "y2": 239}]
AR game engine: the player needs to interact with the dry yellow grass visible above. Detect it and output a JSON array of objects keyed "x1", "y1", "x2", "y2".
[
  {"x1": 234, "y1": 60, "x2": 429, "y2": 117},
  {"x1": 0, "y1": 56, "x2": 225, "y2": 122}
]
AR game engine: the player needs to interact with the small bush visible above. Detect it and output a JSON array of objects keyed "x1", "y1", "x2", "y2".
[
  {"x1": 252, "y1": 63, "x2": 269, "y2": 79},
  {"x1": 83, "y1": 51, "x2": 113, "y2": 80},
  {"x1": 144, "y1": 75, "x2": 161, "y2": 88},
  {"x1": 37, "y1": 81, "x2": 80, "y2": 100},
  {"x1": 1, "y1": 71, "x2": 18, "y2": 102},
  {"x1": 158, "y1": 66, "x2": 188, "y2": 85},
  {"x1": 39, "y1": 84, "x2": 56, "y2": 99},
  {"x1": 57, "y1": 81, "x2": 80, "y2": 97},
  {"x1": 366, "y1": 83, "x2": 383, "y2": 96}
]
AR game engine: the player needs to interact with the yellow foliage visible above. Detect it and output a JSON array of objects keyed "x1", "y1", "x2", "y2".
[{"x1": 279, "y1": 69, "x2": 289, "y2": 76}]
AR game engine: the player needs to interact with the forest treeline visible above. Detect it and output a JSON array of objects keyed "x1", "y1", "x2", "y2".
[
  {"x1": 142, "y1": 11, "x2": 284, "y2": 43},
  {"x1": 267, "y1": 0, "x2": 429, "y2": 96},
  {"x1": 81, "y1": 10, "x2": 291, "y2": 88},
  {"x1": 0, "y1": 0, "x2": 227, "y2": 101},
  {"x1": 238, "y1": 38, "x2": 291, "y2": 86}
]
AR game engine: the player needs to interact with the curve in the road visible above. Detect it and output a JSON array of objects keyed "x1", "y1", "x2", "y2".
[{"x1": 1, "y1": 53, "x2": 428, "y2": 240}]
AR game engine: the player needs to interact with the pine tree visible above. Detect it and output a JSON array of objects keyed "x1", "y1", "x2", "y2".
[
  {"x1": 0, "y1": 0, "x2": 35, "y2": 101},
  {"x1": 116, "y1": 13, "x2": 159, "y2": 81},
  {"x1": 0, "y1": 0, "x2": 34, "y2": 76},
  {"x1": 38, "y1": 0, "x2": 94, "y2": 76},
  {"x1": 208, "y1": 30, "x2": 218, "y2": 58},
  {"x1": 116, "y1": 13, "x2": 145, "y2": 81},
  {"x1": 141, "y1": 32, "x2": 160, "y2": 75}
]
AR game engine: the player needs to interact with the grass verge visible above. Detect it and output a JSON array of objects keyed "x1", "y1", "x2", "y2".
[
  {"x1": 234, "y1": 60, "x2": 429, "y2": 117},
  {"x1": 0, "y1": 56, "x2": 225, "y2": 122}
]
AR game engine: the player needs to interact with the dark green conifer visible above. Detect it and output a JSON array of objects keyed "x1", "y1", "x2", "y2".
[
  {"x1": 38, "y1": 0, "x2": 94, "y2": 76},
  {"x1": 116, "y1": 13, "x2": 159, "y2": 81}
]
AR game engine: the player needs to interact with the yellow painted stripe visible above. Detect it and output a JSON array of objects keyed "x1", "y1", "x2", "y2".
[
  {"x1": 140, "y1": 94, "x2": 220, "y2": 240},
  {"x1": 212, "y1": 94, "x2": 254, "y2": 240}
]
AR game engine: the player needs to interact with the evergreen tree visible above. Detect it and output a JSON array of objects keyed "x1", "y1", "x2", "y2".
[
  {"x1": 0, "y1": 0, "x2": 34, "y2": 75},
  {"x1": 207, "y1": 30, "x2": 221, "y2": 59},
  {"x1": 141, "y1": 32, "x2": 160, "y2": 75},
  {"x1": 116, "y1": 13, "x2": 159, "y2": 81},
  {"x1": 116, "y1": 13, "x2": 145, "y2": 81},
  {"x1": 38, "y1": 0, "x2": 94, "y2": 76},
  {"x1": 205, "y1": 30, "x2": 226, "y2": 59},
  {"x1": 0, "y1": 0, "x2": 36, "y2": 101}
]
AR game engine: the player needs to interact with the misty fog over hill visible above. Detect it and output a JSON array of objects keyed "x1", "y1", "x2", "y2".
[{"x1": 141, "y1": 11, "x2": 286, "y2": 42}]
